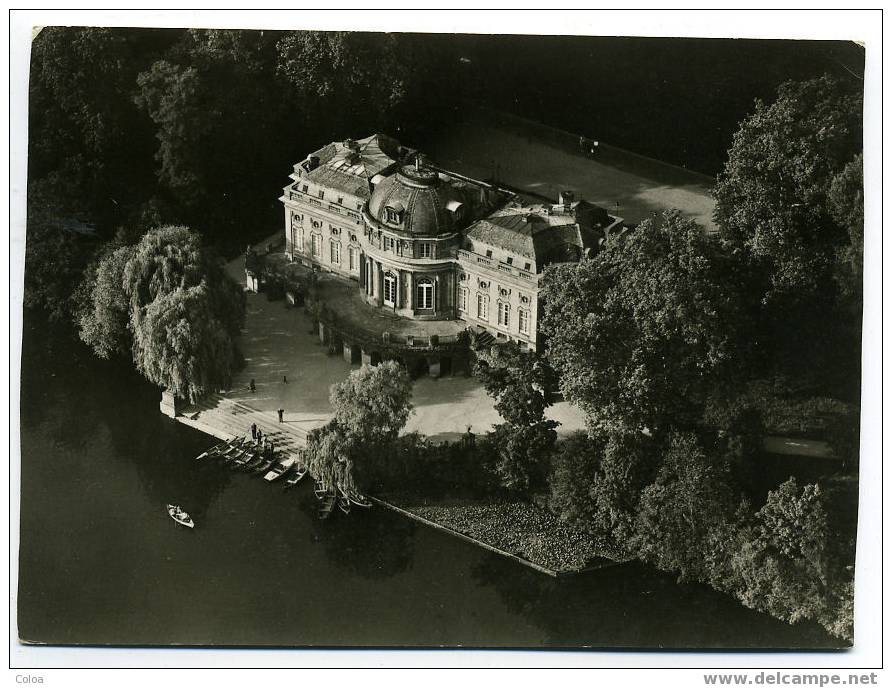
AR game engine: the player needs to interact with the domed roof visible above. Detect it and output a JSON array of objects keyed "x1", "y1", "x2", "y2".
[{"x1": 367, "y1": 164, "x2": 460, "y2": 236}]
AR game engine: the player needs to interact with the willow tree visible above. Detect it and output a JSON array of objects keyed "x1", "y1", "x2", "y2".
[
  {"x1": 131, "y1": 283, "x2": 239, "y2": 402},
  {"x1": 76, "y1": 243, "x2": 136, "y2": 358}
]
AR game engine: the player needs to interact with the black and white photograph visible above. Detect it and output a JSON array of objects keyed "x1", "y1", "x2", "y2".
[{"x1": 9, "y1": 9, "x2": 882, "y2": 673}]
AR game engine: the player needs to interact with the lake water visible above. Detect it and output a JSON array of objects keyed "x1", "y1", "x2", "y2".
[{"x1": 16, "y1": 317, "x2": 838, "y2": 649}]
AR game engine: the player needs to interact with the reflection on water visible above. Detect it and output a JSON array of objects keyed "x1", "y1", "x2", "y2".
[{"x1": 17, "y1": 317, "x2": 838, "y2": 648}]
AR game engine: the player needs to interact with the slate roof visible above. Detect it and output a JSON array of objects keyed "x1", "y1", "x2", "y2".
[{"x1": 466, "y1": 200, "x2": 608, "y2": 265}]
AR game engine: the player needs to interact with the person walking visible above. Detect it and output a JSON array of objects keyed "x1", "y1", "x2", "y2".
[
  {"x1": 251, "y1": 423, "x2": 257, "y2": 441},
  {"x1": 256, "y1": 428, "x2": 263, "y2": 446},
  {"x1": 277, "y1": 408, "x2": 284, "y2": 423},
  {"x1": 249, "y1": 379, "x2": 256, "y2": 393}
]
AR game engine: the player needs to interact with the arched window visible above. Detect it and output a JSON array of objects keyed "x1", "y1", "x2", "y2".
[
  {"x1": 477, "y1": 293, "x2": 489, "y2": 320},
  {"x1": 458, "y1": 287, "x2": 469, "y2": 313},
  {"x1": 383, "y1": 272, "x2": 397, "y2": 306},
  {"x1": 417, "y1": 279, "x2": 434, "y2": 310},
  {"x1": 498, "y1": 301, "x2": 510, "y2": 327}
]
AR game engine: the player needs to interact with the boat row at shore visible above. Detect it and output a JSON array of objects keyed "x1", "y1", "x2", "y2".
[{"x1": 194, "y1": 436, "x2": 372, "y2": 519}]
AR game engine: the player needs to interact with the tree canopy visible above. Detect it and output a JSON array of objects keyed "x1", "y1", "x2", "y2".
[
  {"x1": 132, "y1": 283, "x2": 240, "y2": 402},
  {"x1": 75, "y1": 225, "x2": 245, "y2": 399},
  {"x1": 540, "y1": 211, "x2": 748, "y2": 435},
  {"x1": 329, "y1": 361, "x2": 414, "y2": 444},
  {"x1": 713, "y1": 76, "x2": 863, "y2": 393}
]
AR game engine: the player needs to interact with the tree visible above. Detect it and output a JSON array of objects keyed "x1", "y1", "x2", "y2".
[
  {"x1": 633, "y1": 432, "x2": 747, "y2": 585},
  {"x1": 713, "y1": 76, "x2": 863, "y2": 392},
  {"x1": 131, "y1": 283, "x2": 239, "y2": 402},
  {"x1": 122, "y1": 225, "x2": 204, "y2": 311},
  {"x1": 134, "y1": 29, "x2": 295, "y2": 240},
  {"x1": 540, "y1": 211, "x2": 748, "y2": 435},
  {"x1": 277, "y1": 31, "x2": 419, "y2": 134},
  {"x1": 329, "y1": 361, "x2": 413, "y2": 444},
  {"x1": 828, "y1": 153, "x2": 864, "y2": 306},
  {"x1": 548, "y1": 432, "x2": 605, "y2": 526},
  {"x1": 29, "y1": 27, "x2": 167, "y2": 226},
  {"x1": 731, "y1": 478, "x2": 854, "y2": 641},
  {"x1": 75, "y1": 243, "x2": 136, "y2": 358},
  {"x1": 475, "y1": 343, "x2": 559, "y2": 492},
  {"x1": 23, "y1": 180, "x2": 97, "y2": 322},
  {"x1": 714, "y1": 75, "x2": 862, "y2": 296}
]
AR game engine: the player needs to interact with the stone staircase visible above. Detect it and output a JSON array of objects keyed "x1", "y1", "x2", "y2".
[
  {"x1": 471, "y1": 327, "x2": 496, "y2": 349},
  {"x1": 176, "y1": 393, "x2": 309, "y2": 460}
]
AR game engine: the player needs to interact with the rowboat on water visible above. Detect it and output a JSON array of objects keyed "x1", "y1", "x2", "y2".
[
  {"x1": 338, "y1": 485, "x2": 373, "y2": 509},
  {"x1": 313, "y1": 481, "x2": 329, "y2": 500},
  {"x1": 252, "y1": 458, "x2": 276, "y2": 475},
  {"x1": 229, "y1": 450, "x2": 255, "y2": 468},
  {"x1": 166, "y1": 504, "x2": 194, "y2": 529},
  {"x1": 240, "y1": 454, "x2": 264, "y2": 471},
  {"x1": 217, "y1": 443, "x2": 246, "y2": 461},
  {"x1": 283, "y1": 465, "x2": 308, "y2": 490},
  {"x1": 264, "y1": 458, "x2": 295, "y2": 482},
  {"x1": 195, "y1": 440, "x2": 228, "y2": 461},
  {"x1": 318, "y1": 492, "x2": 337, "y2": 520}
]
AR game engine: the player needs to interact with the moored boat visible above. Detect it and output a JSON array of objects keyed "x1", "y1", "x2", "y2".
[
  {"x1": 240, "y1": 454, "x2": 264, "y2": 472},
  {"x1": 283, "y1": 465, "x2": 308, "y2": 490},
  {"x1": 341, "y1": 485, "x2": 373, "y2": 509},
  {"x1": 337, "y1": 492, "x2": 351, "y2": 515},
  {"x1": 318, "y1": 492, "x2": 336, "y2": 520},
  {"x1": 166, "y1": 504, "x2": 194, "y2": 529},
  {"x1": 224, "y1": 448, "x2": 250, "y2": 466},
  {"x1": 264, "y1": 458, "x2": 295, "y2": 482},
  {"x1": 252, "y1": 457, "x2": 276, "y2": 475},
  {"x1": 195, "y1": 440, "x2": 228, "y2": 461},
  {"x1": 313, "y1": 481, "x2": 329, "y2": 500}
]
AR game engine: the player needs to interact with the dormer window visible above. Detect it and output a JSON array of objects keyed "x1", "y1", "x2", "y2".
[
  {"x1": 337, "y1": 196, "x2": 344, "y2": 205},
  {"x1": 317, "y1": 190, "x2": 324, "y2": 200},
  {"x1": 384, "y1": 205, "x2": 404, "y2": 225},
  {"x1": 506, "y1": 256, "x2": 513, "y2": 265},
  {"x1": 486, "y1": 249, "x2": 493, "y2": 258}
]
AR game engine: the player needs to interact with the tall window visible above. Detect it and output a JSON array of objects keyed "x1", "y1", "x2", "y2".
[
  {"x1": 417, "y1": 279, "x2": 434, "y2": 309},
  {"x1": 383, "y1": 236, "x2": 393, "y2": 252},
  {"x1": 419, "y1": 242, "x2": 432, "y2": 258},
  {"x1": 330, "y1": 240, "x2": 341, "y2": 265},
  {"x1": 311, "y1": 234, "x2": 322, "y2": 257},
  {"x1": 518, "y1": 308, "x2": 529, "y2": 334},
  {"x1": 458, "y1": 287, "x2": 468, "y2": 313},
  {"x1": 498, "y1": 302, "x2": 510, "y2": 327},
  {"x1": 477, "y1": 293, "x2": 488, "y2": 320},
  {"x1": 383, "y1": 273, "x2": 397, "y2": 306},
  {"x1": 348, "y1": 247, "x2": 358, "y2": 271}
]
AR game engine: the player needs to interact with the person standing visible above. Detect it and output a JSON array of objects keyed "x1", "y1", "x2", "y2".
[
  {"x1": 249, "y1": 379, "x2": 256, "y2": 393},
  {"x1": 283, "y1": 375, "x2": 288, "y2": 384},
  {"x1": 251, "y1": 423, "x2": 257, "y2": 441},
  {"x1": 256, "y1": 428, "x2": 263, "y2": 446},
  {"x1": 277, "y1": 408, "x2": 284, "y2": 423}
]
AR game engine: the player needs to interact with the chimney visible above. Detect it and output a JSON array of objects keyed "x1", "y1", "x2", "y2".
[{"x1": 558, "y1": 190, "x2": 574, "y2": 211}]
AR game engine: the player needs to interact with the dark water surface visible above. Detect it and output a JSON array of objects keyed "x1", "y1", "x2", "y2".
[{"x1": 17, "y1": 319, "x2": 839, "y2": 649}]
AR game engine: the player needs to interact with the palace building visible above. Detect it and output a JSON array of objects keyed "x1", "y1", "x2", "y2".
[{"x1": 279, "y1": 133, "x2": 623, "y2": 352}]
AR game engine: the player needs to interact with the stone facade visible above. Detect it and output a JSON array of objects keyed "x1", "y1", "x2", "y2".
[{"x1": 279, "y1": 134, "x2": 623, "y2": 352}]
